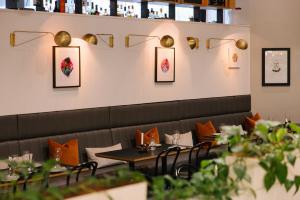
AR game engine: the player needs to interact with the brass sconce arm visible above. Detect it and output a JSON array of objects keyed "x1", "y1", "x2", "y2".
[
  {"x1": 10, "y1": 31, "x2": 54, "y2": 47},
  {"x1": 125, "y1": 34, "x2": 174, "y2": 48},
  {"x1": 96, "y1": 34, "x2": 114, "y2": 48},
  {"x1": 10, "y1": 30, "x2": 71, "y2": 47},
  {"x1": 125, "y1": 34, "x2": 160, "y2": 48},
  {"x1": 82, "y1": 33, "x2": 114, "y2": 48},
  {"x1": 206, "y1": 38, "x2": 248, "y2": 50}
]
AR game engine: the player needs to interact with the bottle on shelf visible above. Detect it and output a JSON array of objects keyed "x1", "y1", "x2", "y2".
[
  {"x1": 53, "y1": 0, "x2": 59, "y2": 12},
  {"x1": 103, "y1": 8, "x2": 108, "y2": 16},
  {"x1": 59, "y1": 0, "x2": 65, "y2": 13},
  {"x1": 90, "y1": 2, "x2": 95, "y2": 15},
  {"x1": 95, "y1": 4, "x2": 99, "y2": 15}
]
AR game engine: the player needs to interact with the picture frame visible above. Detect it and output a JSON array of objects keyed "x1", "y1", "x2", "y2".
[
  {"x1": 227, "y1": 47, "x2": 240, "y2": 69},
  {"x1": 262, "y1": 48, "x2": 290, "y2": 86},
  {"x1": 155, "y1": 47, "x2": 175, "y2": 83},
  {"x1": 53, "y1": 46, "x2": 81, "y2": 88}
]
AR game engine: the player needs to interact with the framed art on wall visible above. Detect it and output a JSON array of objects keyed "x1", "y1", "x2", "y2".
[
  {"x1": 155, "y1": 47, "x2": 175, "y2": 83},
  {"x1": 262, "y1": 48, "x2": 290, "y2": 86},
  {"x1": 227, "y1": 47, "x2": 240, "y2": 69},
  {"x1": 53, "y1": 46, "x2": 81, "y2": 88}
]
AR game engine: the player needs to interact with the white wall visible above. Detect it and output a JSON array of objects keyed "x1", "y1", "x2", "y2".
[
  {"x1": 0, "y1": 10, "x2": 250, "y2": 116},
  {"x1": 245, "y1": 0, "x2": 300, "y2": 122}
]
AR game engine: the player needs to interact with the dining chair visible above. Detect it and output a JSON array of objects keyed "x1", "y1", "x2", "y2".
[
  {"x1": 154, "y1": 146, "x2": 181, "y2": 177},
  {"x1": 175, "y1": 142, "x2": 213, "y2": 180},
  {"x1": 66, "y1": 161, "x2": 98, "y2": 186}
]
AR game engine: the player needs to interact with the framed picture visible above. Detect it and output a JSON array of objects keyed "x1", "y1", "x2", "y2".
[
  {"x1": 262, "y1": 48, "x2": 290, "y2": 86},
  {"x1": 227, "y1": 47, "x2": 240, "y2": 69},
  {"x1": 155, "y1": 47, "x2": 175, "y2": 83},
  {"x1": 53, "y1": 46, "x2": 81, "y2": 88}
]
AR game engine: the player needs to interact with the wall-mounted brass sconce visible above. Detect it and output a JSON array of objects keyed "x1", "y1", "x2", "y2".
[
  {"x1": 206, "y1": 38, "x2": 248, "y2": 50},
  {"x1": 82, "y1": 33, "x2": 114, "y2": 48},
  {"x1": 125, "y1": 34, "x2": 174, "y2": 48},
  {"x1": 10, "y1": 31, "x2": 71, "y2": 47},
  {"x1": 186, "y1": 37, "x2": 199, "y2": 50}
]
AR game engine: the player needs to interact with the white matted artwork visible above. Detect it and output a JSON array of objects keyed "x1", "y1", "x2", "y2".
[
  {"x1": 155, "y1": 47, "x2": 175, "y2": 82},
  {"x1": 262, "y1": 48, "x2": 290, "y2": 86},
  {"x1": 53, "y1": 46, "x2": 81, "y2": 88},
  {"x1": 227, "y1": 47, "x2": 240, "y2": 69}
]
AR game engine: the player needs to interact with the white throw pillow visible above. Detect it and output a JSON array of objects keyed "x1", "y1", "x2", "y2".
[
  {"x1": 164, "y1": 131, "x2": 194, "y2": 147},
  {"x1": 85, "y1": 143, "x2": 125, "y2": 168}
]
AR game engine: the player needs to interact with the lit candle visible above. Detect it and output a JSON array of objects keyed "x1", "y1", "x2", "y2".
[{"x1": 141, "y1": 132, "x2": 144, "y2": 145}]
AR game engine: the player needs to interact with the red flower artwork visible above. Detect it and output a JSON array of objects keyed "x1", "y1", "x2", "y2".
[
  {"x1": 61, "y1": 57, "x2": 74, "y2": 77},
  {"x1": 161, "y1": 58, "x2": 170, "y2": 73}
]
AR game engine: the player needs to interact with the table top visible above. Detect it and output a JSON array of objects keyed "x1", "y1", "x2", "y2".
[{"x1": 95, "y1": 144, "x2": 191, "y2": 163}]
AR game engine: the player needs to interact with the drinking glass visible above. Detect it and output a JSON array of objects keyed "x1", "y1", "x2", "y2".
[
  {"x1": 54, "y1": 147, "x2": 62, "y2": 168},
  {"x1": 22, "y1": 151, "x2": 32, "y2": 162},
  {"x1": 149, "y1": 134, "x2": 156, "y2": 151},
  {"x1": 8, "y1": 154, "x2": 18, "y2": 176}
]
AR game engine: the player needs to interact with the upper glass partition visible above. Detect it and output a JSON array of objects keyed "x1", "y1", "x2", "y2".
[{"x1": 0, "y1": 0, "x2": 233, "y2": 24}]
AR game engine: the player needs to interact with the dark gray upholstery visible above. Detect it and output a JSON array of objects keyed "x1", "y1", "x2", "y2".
[
  {"x1": 0, "y1": 141, "x2": 19, "y2": 159},
  {"x1": 180, "y1": 112, "x2": 252, "y2": 133},
  {"x1": 0, "y1": 115, "x2": 18, "y2": 142},
  {"x1": 179, "y1": 95, "x2": 251, "y2": 119},
  {"x1": 0, "y1": 95, "x2": 251, "y2": 171},
  {"x1": 19, "y1": 130, "x2": 112, "y2": 162},
  {"x1": 110, "y1": 101, "x2": 180, "y2": 127},
  {"x1": 18, "y1": 107, "x2": 110, "y2": 139}
]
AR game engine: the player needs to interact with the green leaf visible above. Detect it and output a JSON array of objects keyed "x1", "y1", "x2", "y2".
[
  {"x1": 233, "y1": 163, "x2": 246, "y2": 181},
  {"x1": 259, "y1": 160, "x2": 269, "y2": 171},
  {"x1": 276, "y1": 163, "x2": 288, "y2": 184},
  {"x1": 276, "y1": 128, "x2": 287, "y2": 142},
  {"x1": 287, "y1": 154, "x2": 296, "y2": 166},
  {"x1": 201, "y1": 160, "x2": 212, "y2": 169},
  {"x1": 289, "y1": 123, "x2": 300, "y2": 133},
  {"x1": 264, "y1": 172, "x2": 276, "y2": 191},
  {"x1": 267, "y1": 133, "x2": 277, "y2": 143},
  {"x1": 294, "y1": 176, "x2": 300, "y2": 194},
  {"x1": 218, "y1": 164, "x2": 229, "y2": 180},
  {"x1": 284, "y1": 180, "x2": 294, "y2": 192}
]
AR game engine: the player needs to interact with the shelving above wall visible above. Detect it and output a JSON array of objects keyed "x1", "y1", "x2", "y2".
[{"x1": 1, "y1": 0, "x2": 237, "y2": 24}]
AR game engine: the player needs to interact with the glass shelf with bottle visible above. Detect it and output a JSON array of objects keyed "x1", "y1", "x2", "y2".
[
  {"x1": 148, "y1": 2, "x2": 168, "y2": 19},
  {"x1": 117, "y1": 1, "x2": 141, "y2": 18}
]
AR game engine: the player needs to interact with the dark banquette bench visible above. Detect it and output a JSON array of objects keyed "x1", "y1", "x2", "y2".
[{"x1": 0, "y1": 95, "x2": 251, "y2": 172}]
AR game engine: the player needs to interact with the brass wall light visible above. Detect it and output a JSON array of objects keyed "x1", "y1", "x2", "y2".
[
  {"x1": 125, "y1": 34, "x2": 174, "y2": 48},
  {"x1": 206, "y1": 38, "x2": 248, "y2": 50},
  {"x1": 82, "y1": 33, "x2": 114, "y2": 48},
  {"x1": 186, "y1": 37, "x2": 199, "y2": 50},
  {"x1": 10, "y1": 31, "x2": 71, "y2": 47}
]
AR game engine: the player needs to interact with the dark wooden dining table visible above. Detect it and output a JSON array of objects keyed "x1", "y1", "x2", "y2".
[{"x1": 95, "y1": 144, "x2": 192, "y2": 170}]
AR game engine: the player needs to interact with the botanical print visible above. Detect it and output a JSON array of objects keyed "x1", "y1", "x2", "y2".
[
  {"x1": 262, "y1": 48, "x2": 290, "y2": 86},
  {"x1": 227, "y1": 48, "x2": 240, "y2": 69},
  {"x1": 264, "y1": 51, "x2": 288, "y2": 84}
]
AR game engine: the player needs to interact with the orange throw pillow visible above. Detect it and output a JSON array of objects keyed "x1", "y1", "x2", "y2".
[
  {"x1": 245, "y1": 113, "x2": 262, "y2": 129},
  {"x1": 195, "y1": 121, "x2": 217, "y2": 137},
  {"x1": 195, "y1": 121, "x2": 217, "y2": 145},
  {"x1": 136, "y1": 127, "x2": 160, "y2": 146},
  {"x1": 48, "y1": 139, "x2": 79, "y2": 166}
]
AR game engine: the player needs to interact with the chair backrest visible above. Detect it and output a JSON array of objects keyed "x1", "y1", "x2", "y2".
[
  {"x1": 188, "y1": 142, "x2": 212, "y2": 168},
  {"x1": 155, "y1": 146, "x2": 181, "y2": 176},
  {"x1": 175, "y1": 142, "x2": 212, "y2": 180},
  {"x1": 66, "y1": 161, "x2": 98, "y2": 186}
]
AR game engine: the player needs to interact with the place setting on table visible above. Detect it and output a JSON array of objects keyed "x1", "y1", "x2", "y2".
[
  {"x1": 95, "y1": 128, "x2": 198, "y2": 170},
  {"x1": 0, "y1": 147, "x2": 69, "y2": 185}
]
